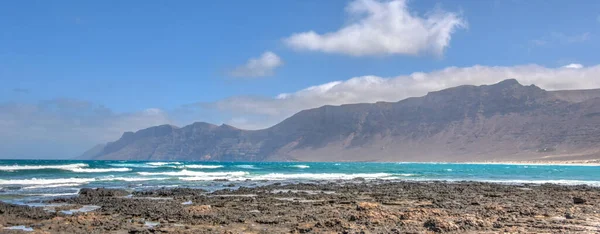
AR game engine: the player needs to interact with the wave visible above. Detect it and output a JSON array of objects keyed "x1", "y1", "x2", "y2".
[
  {"x1": 109, "y1": 163, "x2": 158, "y2": 168},
  {"x1": 184, "y1": 165, "x2": 223, "y2": 169},
  {"x1": 146, "y1": 162, "x2": 181, "y2": 166},
  {"x1": 252, "y1": 173, "x2": 392, "y2": 181},
  {"x1": 179, "y1": 176, "x2": 248, "y2": 181},
  {"x1": 290, "y1": 165, "x2": 310, "y2": 169},
  {"x1": 101, "y1": 177, "x2": 170, "y2": 182},
  {"x1": 25, "y1": 192, "x2": 79, "y2": 197},
  {"x1": 23, "y1": 183, "x2": 83, "y2": 189},
  {"x1": 138, "y1": 170, "x2": 248, "y2": 177},
  {"x1": 67, "y1": 167, "x2": 131, "y2": 173},
  {"x1": 0, "y1": 163, "x2": 88, "y2": 171},
  {"x1": 0, "y1": 178, "x2": 95, "y2": 185},
  {"x1": 235, "y1": 165, "x2": 260, "y2": 169}
]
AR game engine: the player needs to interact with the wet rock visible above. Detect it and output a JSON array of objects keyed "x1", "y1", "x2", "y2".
[
  {"x1": 353, "y1": 177, "x2": 366, "y2": 182},
  {"x1": 0, "y1": 202, "x2": 56, "y2": 220},
  {"x1": 565, "y1": 212, "x2": 575, "y2": 219},
  {"x1": 573, "y1": 197, "x2": 586, "y2": 204},
  {"x1": 133, "y1": 187, "x2": 206, "y2": 197},
  {"x1": 79, "y1": 188, "x2": 129, "y2": 197}
]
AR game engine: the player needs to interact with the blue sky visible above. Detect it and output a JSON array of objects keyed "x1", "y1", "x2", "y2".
[{"x1": 1, "y1": 0, "x2": 599, "y2": 158}]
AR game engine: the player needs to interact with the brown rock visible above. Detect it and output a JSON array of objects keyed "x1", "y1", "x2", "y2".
[{"x1": 356, "y1": 202, "x2": 379, "y2": 211}]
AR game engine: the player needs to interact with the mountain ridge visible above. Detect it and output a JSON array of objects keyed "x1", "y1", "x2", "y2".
[{"x1": 81, "y1": 79, "x2": 600, "y2": 162}]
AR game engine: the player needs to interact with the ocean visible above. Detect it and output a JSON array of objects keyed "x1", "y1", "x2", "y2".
[{"x1": 1, "y1": 160, "x2": 599, "y2": 204}]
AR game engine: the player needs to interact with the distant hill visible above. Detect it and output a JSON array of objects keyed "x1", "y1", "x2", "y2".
[{"x1": 81, "y1": 79, "x2": 600, "y2": 162}]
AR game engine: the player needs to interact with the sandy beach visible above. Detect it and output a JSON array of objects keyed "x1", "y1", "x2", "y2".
[{"x1": 1, "y1": 181, "x2": 599, "y2": 233}]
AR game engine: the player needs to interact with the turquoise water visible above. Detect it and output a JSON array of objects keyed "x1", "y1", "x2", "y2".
[{"x1": 1, "y1": 160, "x2": 599, "y2": 203}]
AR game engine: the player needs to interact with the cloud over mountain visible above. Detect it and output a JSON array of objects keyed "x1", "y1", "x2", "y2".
[{"x1": 284, "y1": 0, "x2": 466, "y2": 56}]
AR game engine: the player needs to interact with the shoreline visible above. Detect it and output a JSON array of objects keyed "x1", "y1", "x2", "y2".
[{"x1": 2, "y1": 180, "x2": 600, "y2": 233}]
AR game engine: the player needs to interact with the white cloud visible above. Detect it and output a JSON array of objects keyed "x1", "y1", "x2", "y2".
[
  {"x1": 0, "y1": 99, "x2": 172, "y2": 158},
  {"x1": 212, "y1": 64, "x2": 600, "y2": 129},
  {"x1": 284, "y1": 0, "x2": 466, "y2": 56},
  {"x1": 228, "y1": 51, "x2": 283, "y2": 78},
  {"x1": 562, "y1": 63, "x2": 584, "y2": 69},
  {"x1": 7, "y1": 64, "x2": 600, "y2": 156}
]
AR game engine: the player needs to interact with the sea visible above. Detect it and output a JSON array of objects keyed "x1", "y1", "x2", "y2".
[{"x1": 1, "y1": 160, "x2": 599, "y2": 204}]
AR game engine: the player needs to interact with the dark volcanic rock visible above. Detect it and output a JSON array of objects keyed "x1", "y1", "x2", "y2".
[
  {"x1": 573, "y1": 197, "x2": 586, "y2": 204},
  {"x1": 82, "y1": 79, "x2": 600, "y2": 162},
  {"x1": 2, "y1": 182, "x2": 600, "y2": 233}
]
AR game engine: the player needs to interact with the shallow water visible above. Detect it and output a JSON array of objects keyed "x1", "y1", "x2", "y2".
[
  {"x1": 3, "y1": 226, "x2": 34, "y2": 232},
  {"x1": 1, "y1": 160, "x2": 599, "y2": 203}
]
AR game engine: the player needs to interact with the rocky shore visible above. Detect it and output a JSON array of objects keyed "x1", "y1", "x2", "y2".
[{"x1": 1, "y1": 181, "x2": 600, "y2": 233}]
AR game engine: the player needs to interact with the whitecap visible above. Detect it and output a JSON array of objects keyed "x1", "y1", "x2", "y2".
[
  {"x1": 0, "y1": 163, "x2": 88, "y2": 171},
  {"x1": 67, "y1": 167, "x2": 131, "y2": 173},
  {"x1": 23, "y1": 183, "x2": 83, "y2": 189},
  {"x1": 109, "y1": 163, "x2": 158, "y2": 168},
  {"x1": 25, "y1": 192, "x2": 79, "y2": 197},
  {"x1": 251, "y1": 173, "x2": 391, "y2": 181},
  {"x1": 100, "y1": 177, "x2": 170, "y2": 182},
  {"x1": 290, "y1": 165, "x2": 310, "y2": 169},
  {"x1": 179, "y1": 176, "x2": 248, "y2": 181},
  {"x1": 184, "y1": 165, "x2": 224, "y2": 169},
  {"x1": 0, "y1": 178, "x2": 95, "y2": 185},
  {"x1": 146, "y1": 162, "x2": 181, "y2": 166},
  {"x1": 138, "y1": 170, "x2": 248, "y2": 177}
]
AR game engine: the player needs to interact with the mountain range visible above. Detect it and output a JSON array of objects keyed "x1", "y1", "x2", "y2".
[{"x1": 81, "y1": 79, "x2": 600, "y2": 162}]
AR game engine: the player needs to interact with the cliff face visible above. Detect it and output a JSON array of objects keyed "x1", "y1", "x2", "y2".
[{"x1": 82, "y1": 79, "x2": 600, "y2": 162}]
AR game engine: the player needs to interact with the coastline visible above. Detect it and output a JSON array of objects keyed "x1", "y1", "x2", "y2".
[{"x1": 2, "y1": 181, "x2": 600, "y2": 233}]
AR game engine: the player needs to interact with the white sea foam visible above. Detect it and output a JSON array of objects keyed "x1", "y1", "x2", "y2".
[
  {"x1": 251, "y1": 173, "x2": 392, "y2": 181},
  {"x1": 0, "y1": 178, "x2": 95, "y2": 185},
  {"x1": 67, "y1": 167, "x2": 131, "y2": 173},
  {"x1": 290, "y1": 165, "x2": 310, "y2": 169},
  {"x1": 0, "y1": 163, "x2": 88, "y2": 171},
  {"x1": 3, "y1": 226, "x2": 34, "y2": 232},
  {"x1": 23, "y1": 183, "x2": 83, "y2": 189},
  {"x1": 146, "y1": 162, "x2": 182, "y2": 166},
  {"x1": 101, "y1": 177, "x2": 170, "y2": 182},
  {"x1": 138, "y1": 170, "x2": 248, "y2": 177},
  {"x1": 109, "y1": 163, "x2": 160, "y2": 168},
  {"x1": 184, "y1": 165, "x2": 224, "y2": 169},
  {"x1": 179, "y1": 176, "x2": 248, "y2": 181},
  {"x1": 27, "y1": 192, "x2": 79, "y2": 197}
]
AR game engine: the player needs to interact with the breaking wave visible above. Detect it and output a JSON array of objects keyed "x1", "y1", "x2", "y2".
[
  {"x1": 138, "y1": 170, "x2": 248, "y2": 177},
  {"x1": 0, "y1": 163, "x2": 88, "y2": 171},
  {"x1": 0, "y1": 178, "x2": 96, "y2": 185},
  {"x1": 184, "y1": 165, "x2": 224, "y2": 169},
  {"x1": 67, "y1": 167, "x2": 131, "y2": 173}
]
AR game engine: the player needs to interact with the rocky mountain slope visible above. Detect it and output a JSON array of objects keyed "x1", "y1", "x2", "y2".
[{"x1": 82, "y1": 79, "x2": 600, "y2": 162}]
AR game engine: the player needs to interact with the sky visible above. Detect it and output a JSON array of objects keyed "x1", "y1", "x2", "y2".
[{"x1": 1, "y1": 0, "x2": 600, "y2": 158}]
